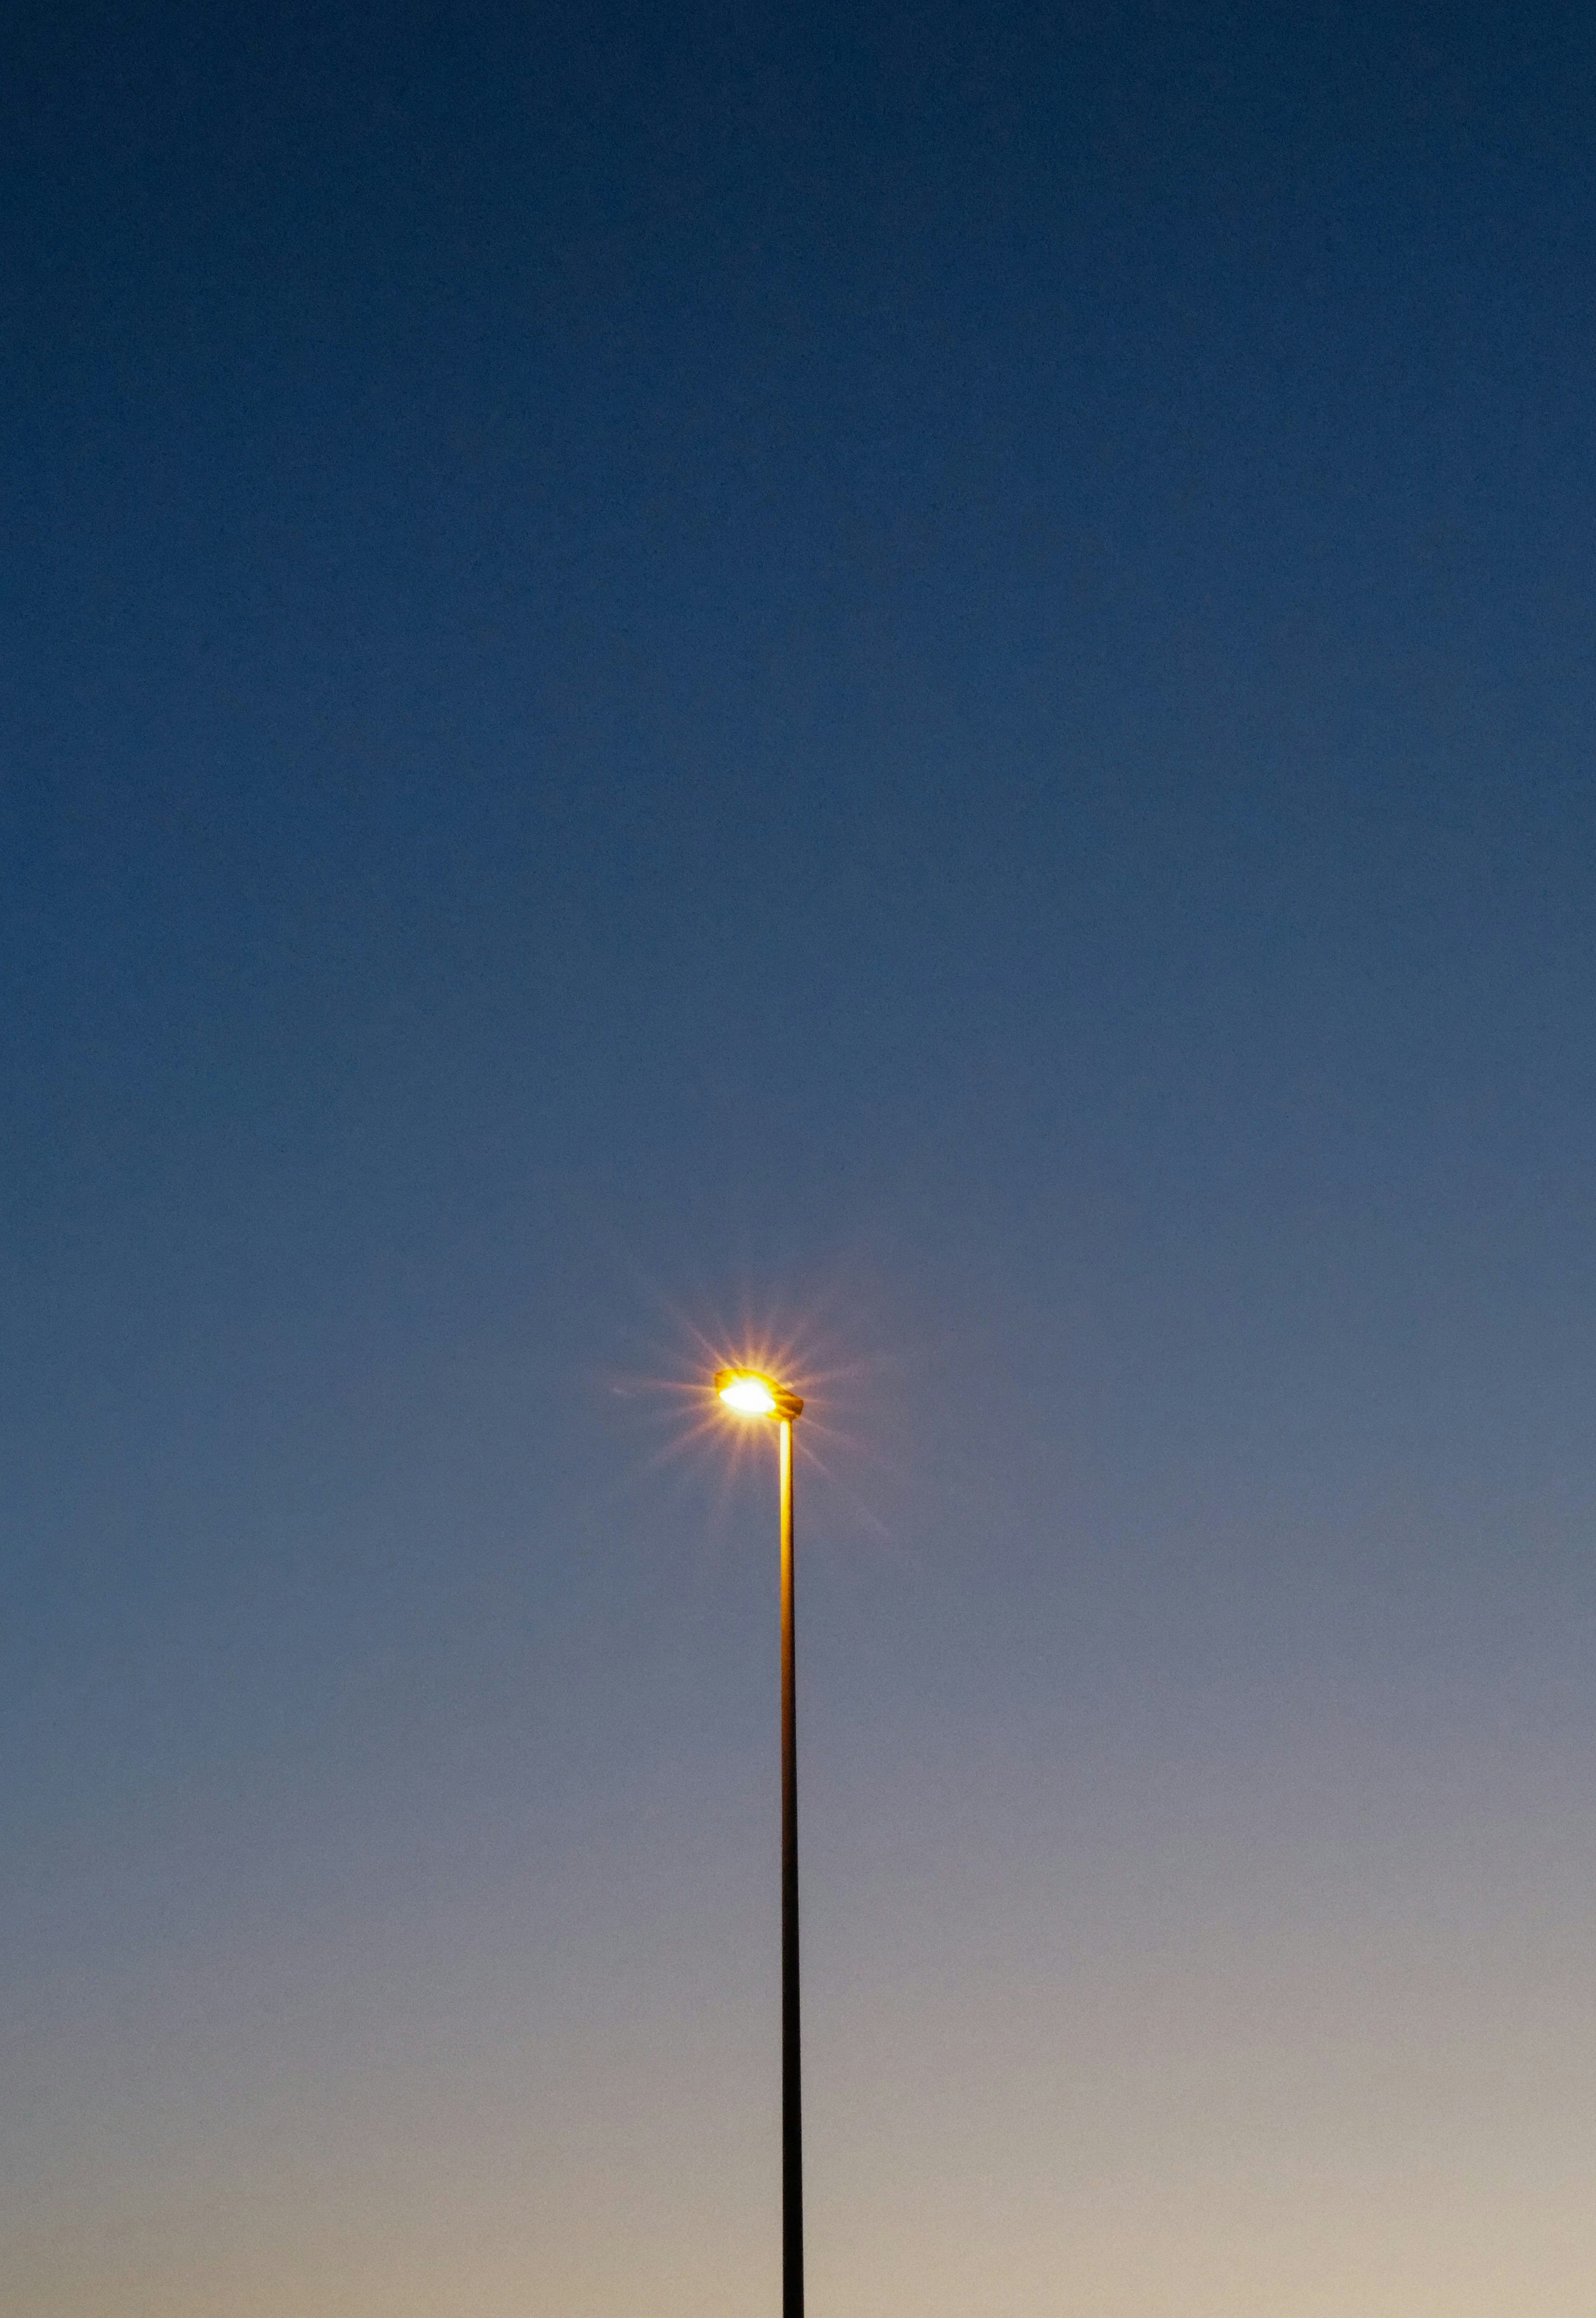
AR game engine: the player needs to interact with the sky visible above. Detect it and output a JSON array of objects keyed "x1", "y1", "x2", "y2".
[{"x1": 4, "y1": 2, "x2": 1596, "y2": 2311}]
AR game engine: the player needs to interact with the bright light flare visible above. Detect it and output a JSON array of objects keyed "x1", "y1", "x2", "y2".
[
  {"x1": 715, "y1": 1367, "x2": 803, "y2": 1421},
  {"x1": 720, "y1": 1372, "x2": 778, "y2": 1416}
]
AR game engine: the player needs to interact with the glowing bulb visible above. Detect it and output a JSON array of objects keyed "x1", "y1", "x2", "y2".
[
  {"x1": 714, "y1": 1367, "x2": 803, "y2": 1421},
  {"x1": 719, "y1": 1372, "x2": 778, "y2": 1416}
]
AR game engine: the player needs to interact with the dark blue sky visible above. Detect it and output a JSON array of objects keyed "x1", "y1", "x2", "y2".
[{"x1": 5, "y1": 5, "x2": 1596, "y2": 2310}]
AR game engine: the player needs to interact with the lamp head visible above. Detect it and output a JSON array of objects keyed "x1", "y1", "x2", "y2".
[{"x1": 714, "y1": 1367, "x2": 803, "y2": 1422}]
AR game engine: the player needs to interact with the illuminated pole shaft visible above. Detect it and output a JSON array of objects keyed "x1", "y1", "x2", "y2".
[{"x1": 779, "y1": 1415, "x2": 804, "y2": 2318}]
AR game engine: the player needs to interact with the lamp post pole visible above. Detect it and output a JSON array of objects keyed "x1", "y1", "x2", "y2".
[
  {"x1": 713, "y1": 1367, "x2": 807, "y2": 2318},
  {"x1": 779, "y1": 1413, "x2": 803, "y2": 2318}
]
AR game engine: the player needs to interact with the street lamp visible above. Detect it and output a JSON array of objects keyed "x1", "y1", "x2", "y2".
[{"x1": 714, "y1": 1365, "x2": 806, "y2": 2318}]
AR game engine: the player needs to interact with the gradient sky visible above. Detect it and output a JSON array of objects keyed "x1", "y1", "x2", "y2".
[{"x1": 5, "y1": 3, "x2": 1596, "y2": 2312}]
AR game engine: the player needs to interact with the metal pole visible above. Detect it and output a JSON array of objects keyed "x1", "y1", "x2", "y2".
[{"x1": 779, "y1": 1416, "x2": 804, "y2": 2318}]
